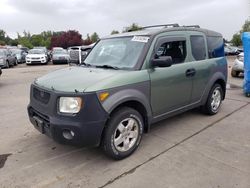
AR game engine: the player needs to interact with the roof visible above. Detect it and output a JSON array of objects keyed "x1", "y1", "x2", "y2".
[{"x1": 103, "y1": 25, "x2": 222, "y2": 39}]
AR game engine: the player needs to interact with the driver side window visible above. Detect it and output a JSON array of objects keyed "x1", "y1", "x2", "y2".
[{"x1": 156, "y1": 40, "x2": 187, "y2": 64}]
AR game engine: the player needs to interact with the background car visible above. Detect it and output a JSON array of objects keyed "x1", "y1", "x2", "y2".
[
  {"x1": 10, "y1": 49, "x2": 26, "y2": 64},
  {"x1": 231, "y1": 52, "x2": 244, "y2": 77},
  {"x1": 26, "y1": 49, "x2": 48, "y2": 65},
  {"x1": 52, "y1": 49, "x2": 70, "y2": 64},
  {"x1": 0, "y1": 48, "x2": 17, "y2": 68},
  {"x1": 33, "y1": 46, "x2": 50, "y2": 61},
  {"x1": 224, "y1": 45, "x2": 242, "y2": 56},
  {"x1": 68, "y1": 44, "x2": 94, "y2": 64}
]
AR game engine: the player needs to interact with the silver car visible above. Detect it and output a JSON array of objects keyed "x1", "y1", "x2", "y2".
[
  {"x1": 52, "y1": 49, "x2": 70, "y2": 64},
  {"x1": 231, "y1": 52, "x2": 244, "y2": 77},
  {"x1": 0, "y1": 48, "x2": 17, "y2": 68}
]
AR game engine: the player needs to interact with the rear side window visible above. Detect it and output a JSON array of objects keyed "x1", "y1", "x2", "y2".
[
  {"x1": 207, "y1": 36, "x2": 224, "y2": 58},
  {"x1": 190, "y1": 35, "x2": 206, "y2": 61}
]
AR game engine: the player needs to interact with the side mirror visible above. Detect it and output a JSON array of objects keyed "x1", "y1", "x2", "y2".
[{"x1": 151, "y1": 56, "x2": 173, "y2": 68}]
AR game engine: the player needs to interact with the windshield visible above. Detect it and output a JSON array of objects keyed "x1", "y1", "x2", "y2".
[
  {"x1": 29, "y1": 49, "x2": 44, "y2": 54},
  {"x1": 10, "y1": 49, "x2": 21, "y2": 54},
  {"x1": 84, "y1": 36, "x2": 148, "y2": 69},
  {"x1": 53, "y1": 50, "x2": 68, "y2": 54}
]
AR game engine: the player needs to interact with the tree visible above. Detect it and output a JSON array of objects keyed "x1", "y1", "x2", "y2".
[
  {"x1": 231, "y1": 33, "x2": 242, "y2": 46},
  {"x1": 82, "y1": 34, "x2": 92, "y2": 45},
  {"x1": 50, "y1": 30, "x2": 83, "y2": 49},
  {"x1": 231, "y1": 18, "x2": 250, "y2": 46},
  {"x1": 0, "y1": 30, "x2": 6, "y2": 41},
  {"x1": 18, "y1": 37, "x2": 33, "y2": 49},
  {"x1": 30, "y1": 34, "x2": 44, "y2": 46},
  {"x1": 111, "y1": 30, "x2": 119, "y2": 35},
  {"x1": 241, "y1": 19, "x2": 250, "y2": 32},
  {"x1": 90, "y1": 32, "x2": 99, "y2": 43},
  {"x1": 123, "y1": 23, "x2": 142, "y2": 33}
]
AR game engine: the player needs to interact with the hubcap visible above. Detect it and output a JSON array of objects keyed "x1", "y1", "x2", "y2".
[
  {"x1": 211, "y1": 87, "x2": 221, "y2": 112},
  {"x1": 113, "y1": 118, "x2": 139, "y2": 152}
]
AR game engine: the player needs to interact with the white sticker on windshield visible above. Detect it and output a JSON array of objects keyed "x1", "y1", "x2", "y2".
[{"x1": 131, "y1": 36, "x2": 149, "y2": 43}]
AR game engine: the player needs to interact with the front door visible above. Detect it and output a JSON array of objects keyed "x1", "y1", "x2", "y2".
[{"x1": 149, "y1": 36, "x2": 193, "y2": 117}]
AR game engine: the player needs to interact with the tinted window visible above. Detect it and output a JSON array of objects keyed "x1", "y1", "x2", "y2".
[
  {"x1": 156, "y1": 40, "x2": 187, "y2": 64},
  {"x1": 190, "y1": 35, "x2": 206, "y2": 61},
  {"x1": 207, "y1": 36, "x2": 224, "y2": 58}
]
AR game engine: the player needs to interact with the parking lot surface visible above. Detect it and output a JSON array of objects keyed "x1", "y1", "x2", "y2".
[{"x1": 0, "y1": 60, "x2": 250, "y2": 188}]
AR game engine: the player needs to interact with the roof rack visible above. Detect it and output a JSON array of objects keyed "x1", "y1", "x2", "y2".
[
  {"x1": 141, "y1": 24, "x2": 180, "y2": 30},
  {"x1": 182, "y1": 25, "x2": 200, "y2": 28}
]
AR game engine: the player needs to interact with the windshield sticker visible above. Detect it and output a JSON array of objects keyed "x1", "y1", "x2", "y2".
[{"x1": 131, "y1": 36, "x2": 149, "y2": 43}]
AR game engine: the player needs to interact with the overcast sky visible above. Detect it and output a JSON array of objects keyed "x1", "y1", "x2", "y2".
[{"x1": 0, "y1": 0, "x2": 249, "y2": 40}]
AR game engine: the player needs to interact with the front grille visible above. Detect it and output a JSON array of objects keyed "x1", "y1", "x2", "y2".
[
  {"x1": 31, "y1": 57, "x2": 40, "y2": 60},
  {"x1": 33, "y1": 87, "x2": 50, "y2": 104}
]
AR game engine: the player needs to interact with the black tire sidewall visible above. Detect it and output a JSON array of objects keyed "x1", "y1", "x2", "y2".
[{"x1": 103, "y1": 107, "x2": 144, "y2": 159}]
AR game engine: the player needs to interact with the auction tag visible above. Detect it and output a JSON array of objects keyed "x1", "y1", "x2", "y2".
[{"x1": 131, "y1": 36, "x2": 149, "y2": 43}]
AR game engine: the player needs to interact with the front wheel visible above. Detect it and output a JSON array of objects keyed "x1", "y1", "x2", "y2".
[
  {"x1": 202, "y1": 84, "x2": 223, "y2": 115},
  {"x1": 102, "y1": 107, "x2": 144, "y2": 160}
]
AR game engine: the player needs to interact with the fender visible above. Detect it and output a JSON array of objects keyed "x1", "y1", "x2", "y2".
[
  {"x1": 100, "y1": 81, "x2": 152, "y2": 122},
  {"x1": 201, "y1": 71, "x2": 227, "y2": 105}
]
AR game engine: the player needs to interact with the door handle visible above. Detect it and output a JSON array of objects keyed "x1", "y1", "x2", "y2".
[{"x1": 186, "y1": 68, "x2": 196, "y2": 77}]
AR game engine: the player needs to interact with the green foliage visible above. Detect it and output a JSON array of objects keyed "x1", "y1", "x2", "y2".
[
  {"x1": 231, "y1": 33, "x2": 242, "y2": 46},
  {"x1": 83, "y1": 34, "x2": 92, "y2": 45},
  {"x1": 241, "y1": 19, "x2": 250, "y2": 32},
  {"x1": 0, "y1": 30, "x2": 6, "y2": 41},
  {"x1": 111, "y1": 30, "x2": 119, "y2": 35},
  {"x1": 123, "y1": 23, "x2": 142, "y2": 33},
  {"x1": 18, "y1": 37, "x2": 33, "y2": 49},
  {"x1": 231, "y1": 18, "x2": 250, "y2": 46},
  {"x1": 90, "y1": 32, "x2": 99, "y2": 42}
]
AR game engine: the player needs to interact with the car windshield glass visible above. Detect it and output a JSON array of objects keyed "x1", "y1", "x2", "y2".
[
  {"x1": 53, "y1": 50, "x2": 67, "y2": 54},
  {"x1": 29, "y1": 49, "x2": 44, "y2": 54},
  {"x1": 84, "y1": 36, "x2": 148, "y2": 69},
  {"x1": 10, "y1": 49, "x2": 21, "y2": 54}
]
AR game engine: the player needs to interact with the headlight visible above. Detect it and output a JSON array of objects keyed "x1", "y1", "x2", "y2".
[{"x1": 59, "y1": 97, "x2": 82, "y2": 113}]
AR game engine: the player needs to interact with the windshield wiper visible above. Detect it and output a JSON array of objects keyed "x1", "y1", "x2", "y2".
[{"x1": 95, "y1": 64, "x2": 120, "y2": 70}]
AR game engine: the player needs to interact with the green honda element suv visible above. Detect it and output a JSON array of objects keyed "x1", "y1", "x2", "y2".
[{"x1": 28, "y1": 24, "x2": 227, "y2": 159}]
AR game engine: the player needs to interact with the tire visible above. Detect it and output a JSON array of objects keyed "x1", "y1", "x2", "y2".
[
  {"x1": 14, "y1": 58, "x2": 18, "y2": 66},
  {"x1": 102, "y1": 107, "x2": 144, "y2": 160},
  {"x1": 6, "y1": 61, "x2": 9, "y2": 68},
  {"x1": 231, "y1": 70, "x2": 239, "y2": 77},
  {"x1": 202, "y1": 84, "x2": 223, "y2": 115}
]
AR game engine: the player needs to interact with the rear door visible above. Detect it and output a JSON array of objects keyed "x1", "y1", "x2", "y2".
[{"x1": 188, "y1": 33, "x2": 211, "y2": 103}]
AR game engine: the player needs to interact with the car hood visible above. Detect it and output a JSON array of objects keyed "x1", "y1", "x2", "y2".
[
  {"x1": 27, "y1": 54, "x2": 45, "y2": 58},
  {"x1": 35, "y1": 66, "x2": 123, "y2": 92}
]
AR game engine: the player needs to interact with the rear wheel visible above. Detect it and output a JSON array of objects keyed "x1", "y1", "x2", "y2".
[
  {"x1": 102, "y1": 107, "x2": 144, "y2": 160},
  {"x1": 202, "y1": 84, "x2": 223, "y2": 115}
]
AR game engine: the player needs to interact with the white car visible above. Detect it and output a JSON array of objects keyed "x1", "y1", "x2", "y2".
[
  {"x1": 231, "y1": 52, "x2": 244, "y2": 77},
  {"x1": 26, "y1": 49, "x2": 48, "y2": 65}
]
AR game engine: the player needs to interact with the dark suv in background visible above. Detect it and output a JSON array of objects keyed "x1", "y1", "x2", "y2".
[{"x1": 28, "y1": 24, "x2": 227, "y2": 159}]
